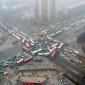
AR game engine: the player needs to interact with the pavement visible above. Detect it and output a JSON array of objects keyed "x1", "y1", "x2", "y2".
[
  {"x1": 4, "y1": 57, "x2": 63, "y2": 85},
  {"x1": 17, "y1": 56, "x2": 75, "y2": 85}
]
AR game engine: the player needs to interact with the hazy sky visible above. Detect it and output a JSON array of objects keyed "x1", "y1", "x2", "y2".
[
  {"x1": 4, "y1": 0, "x2": 85, "y2": 5},
  {"x1": 4, "y1": 0, "x2": 85, "y2": 6},
  {"x1": 32, "y1": 0, "x2": 85, "y2": 9},
  {"x1": 56, "y1": 0, "x2": 85, "y2": 8},
  {"x1": 3, "y1": 0, "x2": 85, "y2": 10}
]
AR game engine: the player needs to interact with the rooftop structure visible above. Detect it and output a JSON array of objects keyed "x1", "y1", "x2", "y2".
[{"x1": 20, "y1": 76, "x2": 47, "y2": 84}]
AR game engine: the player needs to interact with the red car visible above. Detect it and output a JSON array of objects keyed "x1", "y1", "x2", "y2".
[{"x1": 23, "y1": 56, "x2": 33, "y2": 62}]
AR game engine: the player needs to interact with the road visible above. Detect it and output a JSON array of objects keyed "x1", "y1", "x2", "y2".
[
  {"x1": 56, "y1": 22, "x2": 85, "y2": 43},
  {"x1": 54, "y1": 55, "x2": 85, "y2": 85}
]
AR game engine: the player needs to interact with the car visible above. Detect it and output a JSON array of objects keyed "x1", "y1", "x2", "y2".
[
  {"x1": 3, "y1": 63, "x2": 9, "y2": 67},
  {"x1": 74, "y1": 50, "x2": 79, "y2": 54},
  {"x1": 9, "y1": 64, "x2": 16, "y2": 68},
  {"x1": 8, "y1": 29, "x2": 11, "y2": 33},
  {"x1": 16, "y1": 58, "x2": 24, "y2": 65},
  {"x1": 38, "y1": 52, "x2": 49, "y2": 56},
  {"x1": 32, "y1": 48, "x2": 43, "y2": 55},
  {"x1": 23, "y1": 56, "x2": 33, "y2": 62},
  {"x1": 4, "y1": 72, "x2": 8, "y2": 75}
]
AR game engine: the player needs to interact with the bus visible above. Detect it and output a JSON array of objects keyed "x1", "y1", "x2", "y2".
[{"x1": 32, "y1": 48, "x2": 43, "y2": 55}]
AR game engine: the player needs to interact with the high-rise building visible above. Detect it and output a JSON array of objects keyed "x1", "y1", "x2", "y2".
[
  {"x1": 35, "y1": 0, "x2": 56, "y2": 22},
  {"x1": 47, "y1": 0, "x2": 56, "y2": 21},
  {"x1": 0, "y1": 0, "x2": 2, "y2": 9}
]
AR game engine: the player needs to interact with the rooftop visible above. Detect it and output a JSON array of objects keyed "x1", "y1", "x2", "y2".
[{"x1": 20, "y1": 76, "x2": 46, "y2": 83}]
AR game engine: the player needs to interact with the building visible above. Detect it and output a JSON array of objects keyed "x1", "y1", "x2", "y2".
[
  {"x1": 47, "y1": 0, "x2": 56, "y2": 21},
  {"x1": 35, "y1": 0, "x2": 56, "y2": 23},
  {"x1": 0, "y1": 0, "x2": 2, "y2": 9},
  {"x1": 20, "y1": 76, "x2": 47, "y2": 85}
]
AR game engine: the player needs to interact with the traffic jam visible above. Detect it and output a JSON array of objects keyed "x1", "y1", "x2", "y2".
[{"x1": 0, "y1": 26, "x2": 81, "y2": 72}]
